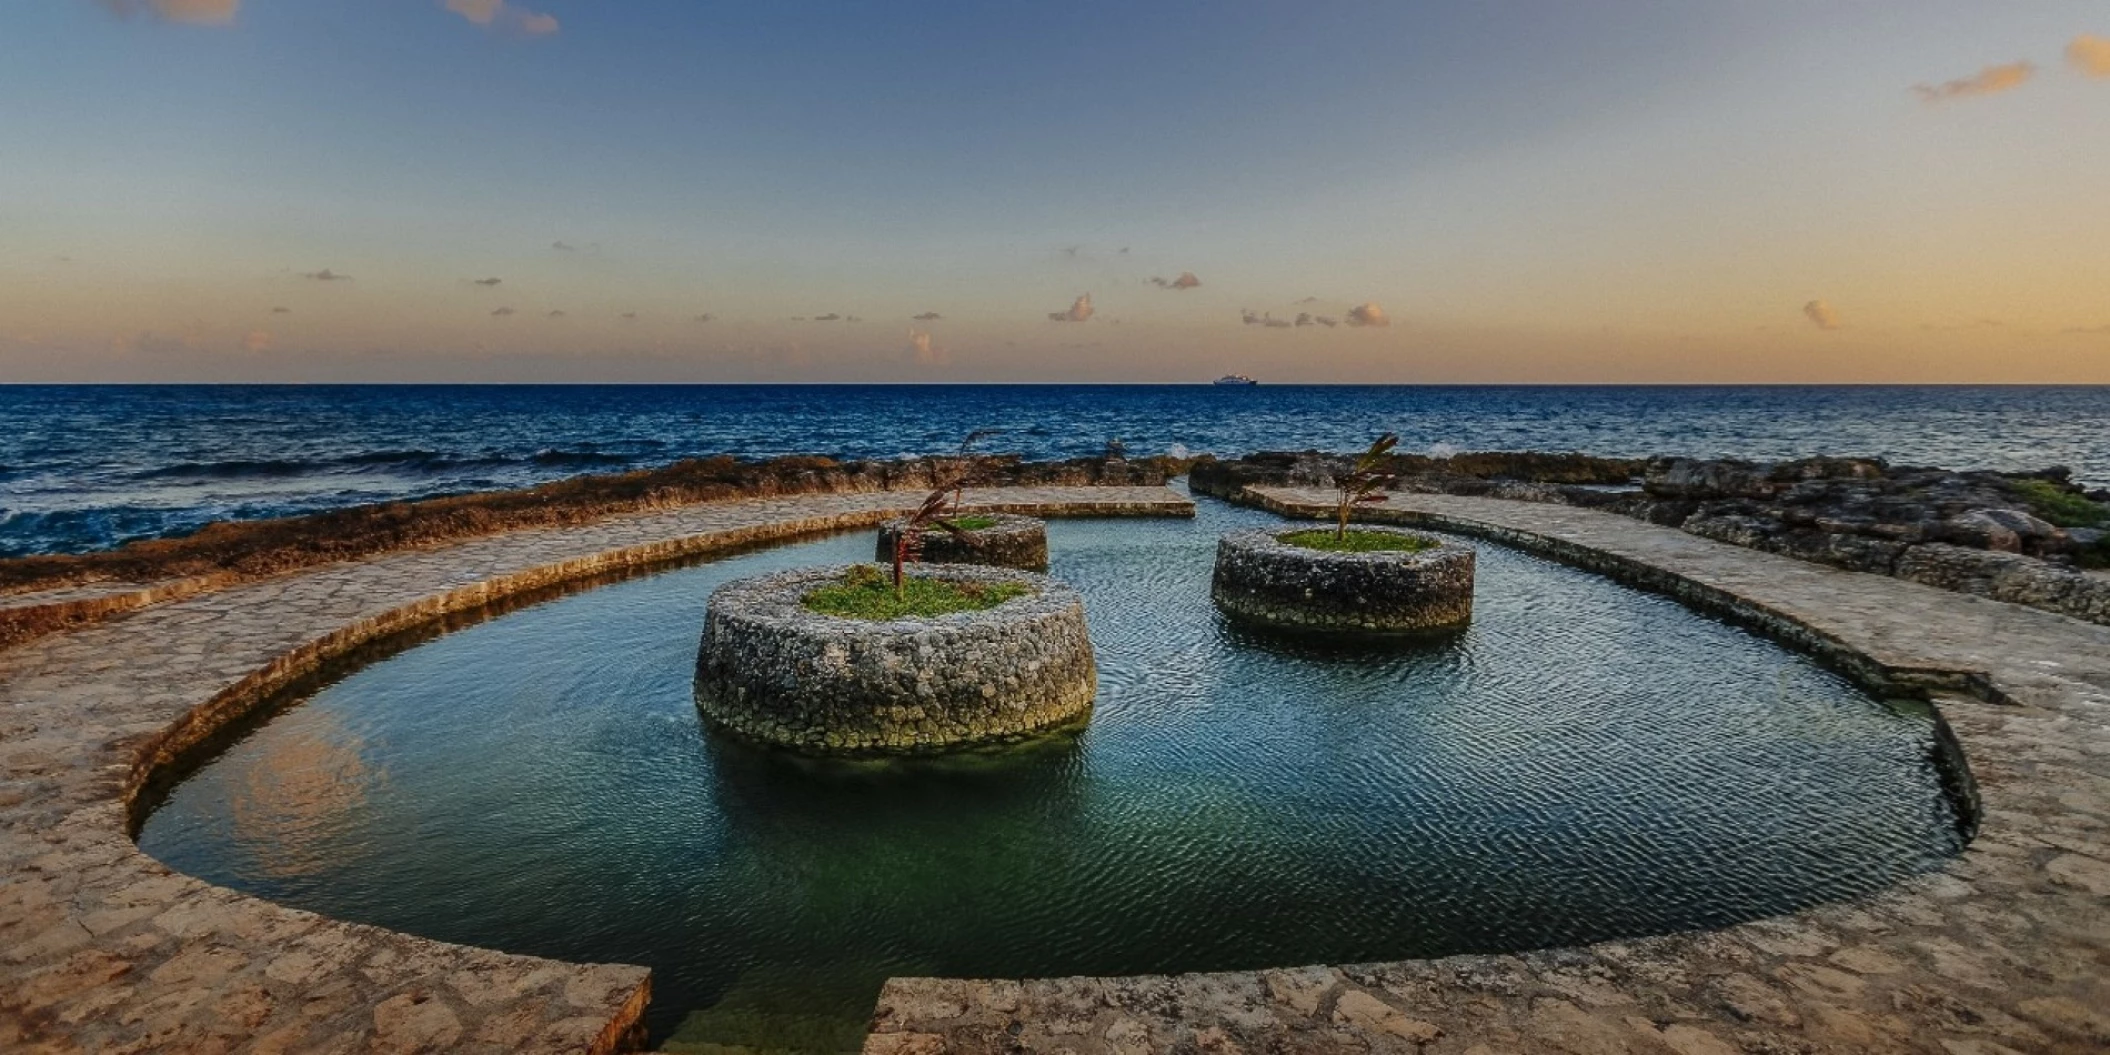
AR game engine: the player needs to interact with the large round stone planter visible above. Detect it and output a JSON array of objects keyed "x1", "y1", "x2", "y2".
[
  {"x1": 1211, "y1": 526, "x2": 1474, "y2": 634},
  {"x1": 875, "y1": 512, "x2": 1048, "y2": 570},
  {"x1": 695, "y1": 563, "x2": 1095, "y2": 753}
]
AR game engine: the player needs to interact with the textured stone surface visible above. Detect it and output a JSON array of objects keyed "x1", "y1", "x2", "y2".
[
  {"x1": 1210, "y1": 526, "x2": 1474, "y2": 634},
  {"x1": 876, "y1": 513, "x2": 1051, "y2": 570},
  {"x1": 867, "y1": 486, "x2": 2110, "y2": 1055},
  {"x1": 695, "y1": 563, "x2": 1095, "y2": 752},
  {"x1": 1192, "y1": 451, "x2": 2110, "y2": 627},
  {"x1": 0, "y1": 485, "x2": 1190, "y2": 1053}
]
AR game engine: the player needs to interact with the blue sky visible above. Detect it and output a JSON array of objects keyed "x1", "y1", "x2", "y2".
[{"x1": 3, "y1": 2, "x2": 2107, "y2": 381}]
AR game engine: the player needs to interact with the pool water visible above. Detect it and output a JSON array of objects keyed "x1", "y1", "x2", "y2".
[{"x1": 139, "y1": 500, "x2": 1967, "y2": 1051}]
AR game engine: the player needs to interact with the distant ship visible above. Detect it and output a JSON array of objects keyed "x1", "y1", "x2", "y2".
[{"x1": 1212, "y1": 374, "x2": 1258, "y2": 386}]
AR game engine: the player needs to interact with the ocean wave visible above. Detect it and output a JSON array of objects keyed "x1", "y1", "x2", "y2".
[{"x1": 129, "y1": 448, "x2": 637, "y2": 482}]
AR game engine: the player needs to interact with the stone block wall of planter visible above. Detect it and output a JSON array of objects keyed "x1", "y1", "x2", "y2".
[
  {"x1": 1211, "y1": 525, "x2": 1475, "y2": 634},
  {"x1": 875, "y1": 512, "x2": 1050, "y2": 570},
  {"x1": 695, "y1": 563, "x2": 1095, "y2": 753}
]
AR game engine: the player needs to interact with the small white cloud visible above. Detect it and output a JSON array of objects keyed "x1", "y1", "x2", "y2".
[
  {"x1": 1803, "y1": 299, "x2": 1842, "y2": 331},
  {"x1": 101, "y1": 0, "x2": 239, "y2": 26},
  {"x1": 552, "y1": 241, "x2": 577, "y2": 252},
  {"x1": 241, "y1": 329, "x2": 273, "y2": 352},
  {"x1": 1913, "y1": 61, "x2": 2034, "y2": 102},
  {"x1": 1048, "y1": 293, "x2": 1093, "y2": 322},
  {"x1": 913, "y1": 311, "x2": 943, "y2": 321},
  {"x1": 1346, "y1": 302, "x2": 1389, "y2": 327},
  {"x1": 301, "y1": 268, "x2": 352, "y2": 282},
  {"x1": 473, "y1": 276, "x2": 502, "y2": 287},
  {"x1": 906, "y1": 329, "x2": 946, "y2": 366},
  {"x1": 2070, "y1": 35, "x2": 2110, "y2": 78},
  {"x1": 1150, "y1": 272, "x2": 1201, "y2": 290},
  {"x1": 491, "y1": 307, "x2": 515, "y2": 316}
]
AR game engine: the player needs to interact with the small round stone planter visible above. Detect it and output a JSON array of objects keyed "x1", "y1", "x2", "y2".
[
  {"x1": 1211, "y1": 526, "x2": 1475, "y2": 634},
  {"x1": 695, "y1": 563, "x2": 1095, "y2": 753},
  {"x1": 876, "y1": 512, "x2": 1049, "y2": 570}
]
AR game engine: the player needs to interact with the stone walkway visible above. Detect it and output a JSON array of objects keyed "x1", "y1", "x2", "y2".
[
  {"x1": 868, "y1": 488, "x2": 2110, "y2": 1055},
  {"x1": 0, "y1": 486, "x2": 1191, "y2": 1054}
]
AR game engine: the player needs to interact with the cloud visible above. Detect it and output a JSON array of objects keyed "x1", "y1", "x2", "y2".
[
  {"x1": 1150, "y1": 272, "x2": 1202, "y2": 290},
  {"x1": 241, "y1": 329, "x2": 273, "y2": 352},
  {"x1": 99, "y1": 0, "x2": 238, "y2": 25},
  {"x1": 906, "y1": 329, "x2": 947, "y2": 366},
  {"x1": 1913, "y1": 61, "x2": 2034, "y2": 102},
  {"x1": 1316, "y1": 316, "x2": 1339, "y2": 327},
  {"x1": 1297, "y1": 296, "x2": 1321, "y2": 304},
  {"x1": 491, "y1": 307, "x2": 515, "y2": 316},
  {"x1": 441, "y1": 0, "x2": 556, "y2": 34},
  {"x1": 547, "y1": 310, "x2": 566, "y2": 318},
  {"x1": 2070, "y1": 35, "x2": 2110, "y2": 77},
  {"x1": 694, "y1": 313, "x2": 716, "y2": 323},
  {"x1": 620, "y1": 312, "x2": 637, "y2": 320},
  {"x1": 1048, "y1": 293, "x2": 1093, "y2": 322},
  {"x1": 1346, "y1": 302, "x2": 1389, "y2": 327},
  {"x1": 913, "y1": 311, "x2": 943, "y2": 321},
  {"x1": 812, "y1": 312, "x2": 842, "y2": 322},
  {"x1": 552, "y1": 241, "x2": 577, "y2": 252},
  {"x1": 1803, "y1": 299, "x2": 1842, "y2": 331},
  {"x1": 473, "y1": 277, "x2": 502, "y2": 287},
  {"x1": 1294, "y1": 313, "x2": 1315, "y2": 327},
  {"x1": 270, "y1": 306, "x2": 290, "y2": 314},
  {"x1": 301, "y1": 268, "x2": 351, "y2": 281}
]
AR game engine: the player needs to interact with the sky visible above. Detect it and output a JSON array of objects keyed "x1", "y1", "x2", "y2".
[{"x1": 2, "y1": 1, "x2": 2107, "y2": 383}]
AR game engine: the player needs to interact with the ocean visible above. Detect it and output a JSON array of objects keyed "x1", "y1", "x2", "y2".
[{"x1": 4, "y1": 384, "x2": 2106, "y2": 558}]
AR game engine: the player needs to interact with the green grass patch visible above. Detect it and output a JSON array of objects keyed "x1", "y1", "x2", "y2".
[
  {"x1": 943, "y1": 514, "x2": 999, "y2": 531},
  {"x1": 2008, "y1": 478, "x2": 2108, "y2": 528},
  {"x1": 1278, "y1": 528, "x2": 1438, "y2": 554},
  {"x1": 802, "y1": 566, "x2": 1031, "y2": 620}
]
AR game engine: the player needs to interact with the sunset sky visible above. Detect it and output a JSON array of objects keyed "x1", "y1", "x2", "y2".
[{"x1": 3, "y1": 1, "x2": 2107, "y2": 383}]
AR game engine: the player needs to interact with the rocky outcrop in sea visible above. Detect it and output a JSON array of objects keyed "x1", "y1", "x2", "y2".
[{"x1": 1191, "y1": 451, "x2": 2110, "y2": 626}]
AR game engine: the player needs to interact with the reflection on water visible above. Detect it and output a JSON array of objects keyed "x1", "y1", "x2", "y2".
[
  {"x1": 217, "y1": 709, "x2": 380, "y2": 881},
  {"x1": 140, "y1": 500, "x2": 1966, "y2": 1052}
]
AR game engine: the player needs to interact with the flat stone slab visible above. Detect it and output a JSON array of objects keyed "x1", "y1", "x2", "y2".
[
  {"x1": 0, "y1": 486, "x2": 1191, "y2": 1053},
  {"x1": 867, "y1": 488, "x2": 2110, "y2": 1055}
]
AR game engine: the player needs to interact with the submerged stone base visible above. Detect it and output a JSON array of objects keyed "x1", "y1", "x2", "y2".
[
  {"x1": 1211, "y1": 526, "x2": 1475, "y2": 633},
  {"x1": 876, "y1": 512, "x2": 1050, "y2": 570},
  {"x1": 694, "y1": 563, "x2": 1096, "y2": 753}
]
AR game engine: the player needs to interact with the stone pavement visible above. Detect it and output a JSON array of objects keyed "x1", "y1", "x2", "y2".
[
  {"x1": 866, "y1": 488, "x2": 2110, "y2": 1055},
  {"x1": 0, "y1": 486, "x2": 1191, "y2": 1054}
]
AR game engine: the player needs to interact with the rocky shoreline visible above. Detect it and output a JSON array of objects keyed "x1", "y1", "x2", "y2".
[{"x1": 1192, "y1": 450, "x2": 2110, "y2": 626}]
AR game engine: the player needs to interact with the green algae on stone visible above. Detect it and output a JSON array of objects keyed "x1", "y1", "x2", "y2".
[
  {"x1": 1277, "y1": 528, "x2": 1440, "y2": 554},
  {"x1": 801, "y1": 566, "x2": 1032, "y2": 620}
]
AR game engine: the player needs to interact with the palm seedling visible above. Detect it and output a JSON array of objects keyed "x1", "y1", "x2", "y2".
[
  {"x1": 1334, "y1": 432, "x2": 1399, "y2": 540},
  {"x1": 890, "y1": 429, "x2": 999, "y2": 598}
]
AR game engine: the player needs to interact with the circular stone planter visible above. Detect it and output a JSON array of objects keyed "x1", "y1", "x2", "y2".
[
  {"x1": 875, "y1": 512, "x2": 1049, "y2": 570},
  {"x1": 1211, "y1": 525, "x2": 1475, "y2": 634},
  {"x1": 695, "y1": 563, "x2": 1095, "y2": 753}
]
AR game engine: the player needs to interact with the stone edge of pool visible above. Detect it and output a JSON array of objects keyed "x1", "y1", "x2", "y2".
[
  {"x1": 0, "y1": 486, "x2": 1189, "y2": 1054},
  {"x1": 866, "y1": 487, "x2": 2110, "y2": 1055}
]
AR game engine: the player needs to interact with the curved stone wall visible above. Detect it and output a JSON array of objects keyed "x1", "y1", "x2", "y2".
[
  {"x1": 0, "y1": 486, "x2": 1188, "y2": 1053},
  {"x1": 1210, "y1": 526, "x2": 1474, "y2": 633},
  {"x1": 869, "y1": 487, "x2": 2110, "y2": 1055},
  {"x1": 695, "y1": 563, "x2": 1094, "y2": 752},
  {"x1": 6, "y1": 481, "x2": 2107, "y2": 1054},
  {"x1": 875, "y1": 512, "x2": 1050, "y2": 570}
]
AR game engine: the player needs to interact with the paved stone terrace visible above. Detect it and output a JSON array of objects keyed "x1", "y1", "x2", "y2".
[
  {"x1": 0, "y1": 486, "x2": 1191, "y2": 1054},
  {"x1": 868, "y1": 488, "x2": 2110, "y2": 1055}
]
